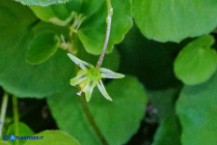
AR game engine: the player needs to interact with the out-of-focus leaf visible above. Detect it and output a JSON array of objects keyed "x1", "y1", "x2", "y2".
[
  {"x1": 0, "y1": 141, "x2": 11, "y2": 145},
  {"x1": 24, "y1": 130, "x2": 80, "y2": 145},
  {"x1": 48, "y1": 76, "x2": 147, "y2": 145},
  {"x1": 152, "y1": 116, "x2": 181, "y2": 145},
  {"x1": 174, "y1": 35, "x2": 217, "y2": 85},
  {"x1": 6, "y1": 122, "x2": 34, "y2": 145},
  {"x1": 6, "y1": 122, "x2": 34, "y2": 136},
  {"x1": 132, "y1": 0, "x2": 217, "y2": 42},
  {"x1": 176, "y1": 71, "x2": 217, "y2": 145}
]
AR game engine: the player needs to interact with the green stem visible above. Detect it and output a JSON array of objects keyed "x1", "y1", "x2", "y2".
[
  {"x1": 96, "y1": 0, "x2": 113, "y2": 68},
  {"x1": 12, "y1": 96, "x2": 20, "y2": 145},
  {"x1": 0, "y1": 92, "x2": 9, "y2": 137},
  {"x1": 80, "y1": 97, "x2": 109, "y2": 145}
]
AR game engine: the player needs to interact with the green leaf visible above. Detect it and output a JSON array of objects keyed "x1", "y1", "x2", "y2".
[
  {"x1": 152, "y1": 116, "x2": 181, "y2": 145},
  {"x1": 176, "y1": 71, "x2": 217, "y2": 145},
  {"x1": 6, "y1": 122, "x2": 34, "y2": 145},
  {"x1": 0, "y1": 141, "x2": 11, "y2": 145},
  {"x1": 29, "y1": 0, "x2": 132, "y2": 54},
  {"x1": 6, "y1": 122, "x2": 34, "y2": 136},
  {"x1": 30, "y1": 1, "x2": 82, "y2": 23},
  {"x1": 47, "y1": 76, "x2": 147, "y2": 145},
  {"x1": 174, "y1": 35, "x2": 217, "y2": 85},
  {"x1": 0, "y1": 0, "x2": 74, "y2": 98},
  {"x1": 24, "y1": 130, "x2": 80, "y2": 145},
  {"x1": 14, "y1": 0, "x2": 71, "y2": 6},
  {"x1": 26, "y1": 31, "x2": 60, "y2": 65},
  {"x1": 78, "y1": 0, "x2": 133, "y2": 54},
  {"x1": 132, "y1": 0, "x2": 217, "y2": 42}
]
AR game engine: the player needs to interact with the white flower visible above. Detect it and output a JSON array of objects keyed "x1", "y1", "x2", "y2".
[{"x1": 67, "y1": 53, "x2": 124, "y2": 102}]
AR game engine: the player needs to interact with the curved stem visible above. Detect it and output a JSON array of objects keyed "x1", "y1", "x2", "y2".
[
  {"x1": 0, "y1": 92, "x2": 9, "y2": 137},
  {"x1": 96, "y1": 0, "x2": 113, "y2": 68},
  {"x1": 12, "y1": 96, "x2": 20, "y2": 145},
  {"x1": 80, "y1": 97, "x2": 109, "y2": 145}
]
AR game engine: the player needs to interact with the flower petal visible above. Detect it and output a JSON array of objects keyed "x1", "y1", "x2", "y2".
[
  {"x1": 70, "y1": 71, "x2": 87, "y2": 86},
  {"x1": 97, "y1": 80, "x2": 112, "y2": 101},
  {"x1": 67, "y1": 53, "x2": 91, "y2": 69},
  {"x1": 100, "y1": 68, "x2": 125, "y2": 79},
  {"x1": 84, "y1": 81, "x2": 96, "y2": 102}
]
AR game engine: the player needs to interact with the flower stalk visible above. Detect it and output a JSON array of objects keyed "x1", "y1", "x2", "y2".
[{"x1": 96, "y1": 0, "x2": 113, "y2": 68}]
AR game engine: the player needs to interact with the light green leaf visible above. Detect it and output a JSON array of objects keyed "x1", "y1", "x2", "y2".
[
  {"x1": 24, "y1": 130, "x2": 80, "y2": 145},
  {"x1": 26, "y1": 31, "x2": 60, "y2": 65},
  {"x1": 176, "y1": 71, "x2": 217, "y2": 145},
  {"x1": 6, "y1": 122, "x2": 34, "y2": 136},
  {"x1": 0, "y1": 141, "x2": 11, "y2": 145},
  {"x1": 132, "y1": 0, "x2": 217, "y2": 42},
  {"x1": 78, "y1": 0, "x2": 133, "y2": 54},
  {"x1": 174, "y1": 35, "x2": 217, "y2": 85},
  {"x1": 0, "y1": 0, "x2": 74, "y2": 98},
  {"x1": 152, "y1": 116, "x2": 181, "y2": 145},
  {"x1": 47, "y1": 76, "x2": 147, "y2": 145},
  {"x1": 30, "y1": 0, "x2": 82, "y2": 23},
  {"x1": 14, "y1": 0, "x2": 71, "y2": 6},
  {"x1": 6, "y1": 122, "x2": 34, "y2": 145}
]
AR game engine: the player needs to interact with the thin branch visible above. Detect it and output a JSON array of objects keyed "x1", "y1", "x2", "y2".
[
  {"x1": 0, "y1": 92, "x2": 9, "y2": 137},
  {"x1": 96, "y1": 0, "x2": 113, "y2": 68},
  {"x1": 80, "y1": 97, "x2": 109, "y2": 145}
]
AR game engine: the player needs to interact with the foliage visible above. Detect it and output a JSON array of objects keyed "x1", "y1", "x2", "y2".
[{"x1": 0, "y1": 0, "x2": 217, "y2": 145}]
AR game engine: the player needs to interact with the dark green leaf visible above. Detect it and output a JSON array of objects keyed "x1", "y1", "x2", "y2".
[
  {"x1": 174, "y1": 35, "x2": 217, "y2": 85},
  {"x1": 148, "y1": 88, "x2": 180, "y2": 122},
  {"x1": 47, "y1": 76, "x2": 147, "y2": 145},
  {"x1": 132, "y1": 0, "x2": 217, "y2": 42},
  {"x1": 119, "y1": 26, "x2": 182, "y2": 89},
  {"x1": 176, "y1": 71, "x2": 217, "y2": 145},
  {"x1": 26, "y1": 31, "x2": 60, "y2": 65},
  {"x1": 152, "y1": 116, "x2": 181, "y2": 145},
  {"x1": 24, "y1": 130, "x2": 80, "y2": 145}
]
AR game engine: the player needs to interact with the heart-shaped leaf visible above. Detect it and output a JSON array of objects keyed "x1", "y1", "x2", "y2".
[{"x1": 174, "y1": 35, "x2": 217, "y2": 85}]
